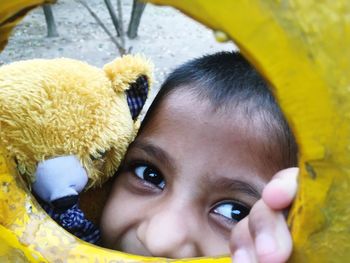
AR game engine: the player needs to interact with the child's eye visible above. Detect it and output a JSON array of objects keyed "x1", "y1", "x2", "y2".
[
  {"x1": 212, "y1": 202, "x2": 250, "y2": 223},
  {"x1": 134, "y1": 164, "x2": 165, "y2": 189}
]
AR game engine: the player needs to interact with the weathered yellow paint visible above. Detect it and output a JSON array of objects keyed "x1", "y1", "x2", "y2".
[
  {"x1": 1, "y1": 0, "x2": 350, "y2": 262},
  {"x1": 0, "y1": 225, "x2": 48, "y2": 262},
  {"x1": 0, "y1": 0, "x2": 56, "y2": 51}
]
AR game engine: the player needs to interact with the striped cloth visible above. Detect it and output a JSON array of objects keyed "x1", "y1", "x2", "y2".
[
  {"x1": 126, "y1": 75, "x2": 149, "y2": 120},
  {"x1": 40, "y1": 200, "x2": 101, "y2": 244}
]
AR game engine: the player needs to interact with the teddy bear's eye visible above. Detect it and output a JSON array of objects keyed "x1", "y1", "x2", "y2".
[{"x1": 90, "y1": 150, "x2": 107, "y2": 161}]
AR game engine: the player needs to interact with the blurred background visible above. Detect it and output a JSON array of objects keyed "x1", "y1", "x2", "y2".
[{"x1": 0, "y1": 0, "x2": 235, "y2": 101}]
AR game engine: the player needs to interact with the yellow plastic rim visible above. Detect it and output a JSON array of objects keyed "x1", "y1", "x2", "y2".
[{"x1": 1, "y1": 0, "x2": 350, "y2": 262}]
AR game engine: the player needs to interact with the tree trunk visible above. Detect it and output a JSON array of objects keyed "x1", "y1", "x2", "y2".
[
  {"x1": 104, "y1": 0, "x2": 120, "y2": 36},
  {"x1": 127, "y1": 0, "x2": 146, "y2": 39},
  {"x1": 43, "y1": 4, "x2": 58, "y2": 37}
]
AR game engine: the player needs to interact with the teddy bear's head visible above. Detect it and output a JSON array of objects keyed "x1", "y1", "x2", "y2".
[{"x1": 0, "y1": 55, "x2": 153, "y2": 206}]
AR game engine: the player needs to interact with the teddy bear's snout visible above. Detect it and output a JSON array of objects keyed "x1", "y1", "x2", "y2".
[{"x1": 32, "y1": 155, "x2": 88, "y2": 206}]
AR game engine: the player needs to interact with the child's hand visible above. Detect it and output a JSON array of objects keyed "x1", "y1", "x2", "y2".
[{"x1": 230, "y1": 168, "x2": 298, "y2": 263}]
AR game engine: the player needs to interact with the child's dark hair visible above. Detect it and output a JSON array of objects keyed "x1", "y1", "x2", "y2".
[{"x1": 141, "y1": 51, "x2": 298, "y2": 168}]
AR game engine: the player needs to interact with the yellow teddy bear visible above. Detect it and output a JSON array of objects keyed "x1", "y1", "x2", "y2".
[{"x1": 0, "y1": 55, "x2": 153, "y2": 243}]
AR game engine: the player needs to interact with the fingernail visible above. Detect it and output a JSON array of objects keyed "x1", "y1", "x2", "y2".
[
  {"x1": 232, "y1": 249, "x2": 250, "y2": 263},
  {"x1": 256, "y1": 233, "x2": 277, "y2": 256}
]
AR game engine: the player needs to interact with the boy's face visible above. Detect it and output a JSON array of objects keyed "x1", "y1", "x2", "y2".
[{"x1": 100, "y1": 90, "x2": 280, "y2": 258}]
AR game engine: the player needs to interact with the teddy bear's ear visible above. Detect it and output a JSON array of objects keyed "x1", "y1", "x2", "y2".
[
  {"x1": 125, "y1": 75, "x2": 150, "y2": 120},
  {"x1": 103, "y1": 54, "x2": 153, "y2": 93},
  {"x1": 103, "y1": 54, "x2": 153, "y2": 120}
]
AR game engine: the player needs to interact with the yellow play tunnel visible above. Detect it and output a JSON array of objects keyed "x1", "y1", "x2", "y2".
[
  {"x1": 0, "y1": 0, "x2": 56, "y2": 51},
  {"x1": 1, "y1": 0, "x2": 350, "y2": 262}
]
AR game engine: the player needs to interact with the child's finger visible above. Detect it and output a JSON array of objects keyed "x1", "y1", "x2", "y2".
[
  {"x1": 262, "y1": 167, "x2": 299, "y2": 210},
  {"x1": 230, "y1": 217, "x2": 258, "y2": 263},
  {"x1": 248, "y1": 200, "x2": 292, "y2": 263}
]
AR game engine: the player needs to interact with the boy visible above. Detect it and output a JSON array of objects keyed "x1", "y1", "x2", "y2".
[{"x1": 100, "y1": 52, "x2": 298, "y2": 262}]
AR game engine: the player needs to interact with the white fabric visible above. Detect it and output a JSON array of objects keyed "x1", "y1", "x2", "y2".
[{"x1": 32, "y1": 155, "x2": 88, "y2": 203}]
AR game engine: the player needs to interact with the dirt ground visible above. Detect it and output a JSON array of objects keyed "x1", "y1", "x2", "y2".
[{"x1": 0, "y1": 0, "x2": 236, "y2": 100}]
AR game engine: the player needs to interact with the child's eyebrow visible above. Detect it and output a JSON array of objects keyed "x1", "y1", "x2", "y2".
[
  {"x1": 129, "y1": 140, "x2": 176, "y2": 171},
  {"x1": 205, "y1": 176, "x2": 261, "y2": 199}
]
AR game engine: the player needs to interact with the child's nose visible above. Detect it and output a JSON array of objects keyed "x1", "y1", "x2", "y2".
[{"x1": 136, "y1": 204, "x2": 200, "y2": 258}]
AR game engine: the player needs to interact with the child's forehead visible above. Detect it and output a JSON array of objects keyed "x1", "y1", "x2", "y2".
[
  {"x1": 143, "y1": 89, "x2": 285, "y2": 176},
  {"x1": 137, "y1": 99, "x2": 278, "y2": 191},
  {"x1": 159, "y1": 88, "x2": 262, "y2": 127}
]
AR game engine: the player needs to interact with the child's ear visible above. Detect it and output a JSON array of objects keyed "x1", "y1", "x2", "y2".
[{"x1": 126, "y1": 75, "x2": 150, "y2": 120}]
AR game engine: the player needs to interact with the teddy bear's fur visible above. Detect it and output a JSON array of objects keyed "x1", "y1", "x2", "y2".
[{"x1": 0, "y1": 55, "x2": 153, "y2": 189}]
